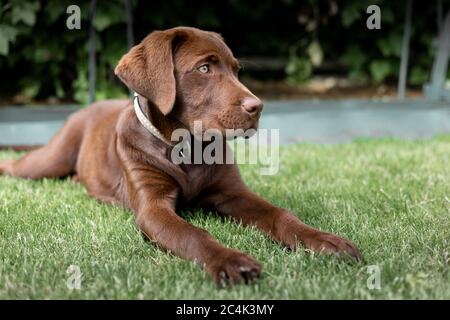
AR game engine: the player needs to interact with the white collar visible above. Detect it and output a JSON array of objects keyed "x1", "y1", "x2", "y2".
[
  {"x1": 133, "y1": 93, "x2": 174, "y2": 146},
  {"x1": 133, "y1": 93, "x2": 191, "y2": 158}
]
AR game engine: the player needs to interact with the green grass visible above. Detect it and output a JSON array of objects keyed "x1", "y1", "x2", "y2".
[{"x1": 0, "y1": 136, "x2": 449, "y2": 299}]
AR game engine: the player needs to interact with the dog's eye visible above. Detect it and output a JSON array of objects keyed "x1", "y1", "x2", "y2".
[{"x1": 198, "y1": 64, "x2": 209, "y2": 74}]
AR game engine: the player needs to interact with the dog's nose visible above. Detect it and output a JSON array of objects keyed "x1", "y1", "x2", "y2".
[{"x1": 241, "y1": 97, "x2": 263, "y2": 115}]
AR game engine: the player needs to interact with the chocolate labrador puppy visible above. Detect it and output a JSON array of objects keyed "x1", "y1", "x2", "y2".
[{"x1": 0, "y1": 27, "x2": 361, "y2": 285}]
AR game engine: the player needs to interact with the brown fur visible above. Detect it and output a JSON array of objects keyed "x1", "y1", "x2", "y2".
[{"x1": 0, "y1": 27, "x2": 361, "y2": 285}]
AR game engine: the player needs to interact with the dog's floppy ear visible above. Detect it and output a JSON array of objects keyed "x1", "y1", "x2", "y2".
[{"x1": 115, "y1": 30, "x2": 185, "y2": 115}]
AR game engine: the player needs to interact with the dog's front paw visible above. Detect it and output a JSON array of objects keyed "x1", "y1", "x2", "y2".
[
  {"x1": 206, "y1": 250, "x2": 261, "y2": 286},
  {"x1": 301, "y1": 231, "x2": 362, "y2": 261}
]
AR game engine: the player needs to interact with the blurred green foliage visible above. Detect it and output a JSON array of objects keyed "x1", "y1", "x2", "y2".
[{"x1": 0, "y1": 0, "x2": 446, "y2": 103}]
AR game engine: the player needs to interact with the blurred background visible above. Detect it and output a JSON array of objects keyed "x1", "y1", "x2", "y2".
[
  {"x1": 1, "y1": 0, "x2": 448, "y2": 103},
  {"x1": 0, "y1": 0, "x2": 449, "y2": 145}
]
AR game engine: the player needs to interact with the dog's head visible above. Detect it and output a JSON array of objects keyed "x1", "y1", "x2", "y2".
[{"x1": 115, "y1": 27, "x2": 262, "y2": 138}]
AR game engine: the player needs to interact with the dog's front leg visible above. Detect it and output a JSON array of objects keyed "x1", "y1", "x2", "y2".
[
  {"x1": 126, "y1": 170, "x2": 261, "y2": 285},
  {"x1": 205, "y1": 173, "x2": 361, "y2": 260},
  {"x1": 216, "y1": 190, "x2": 361, "y2": 259}
]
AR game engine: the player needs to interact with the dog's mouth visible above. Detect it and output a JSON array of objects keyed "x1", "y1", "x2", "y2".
[
  {"x1": 222, "y1": 121, "x2": 259, "y2": 140},
  {"x1": 185, "y1": 112, "x2": 260, "y2": 141},
  {"x1": 218, "y1": 112, "x2": 260, "y2": 133},
  {"x1": 190, "y1": 123, "x2": 259, "y2": 141}
]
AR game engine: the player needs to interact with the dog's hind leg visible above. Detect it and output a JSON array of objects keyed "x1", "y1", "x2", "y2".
[{"x1": 0, "y1": 111, "x2": 86, "y2": 180}]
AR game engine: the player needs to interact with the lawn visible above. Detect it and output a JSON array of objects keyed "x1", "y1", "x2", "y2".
[{"x1": 0, "y1": 136, "x2": 449, "y2": 299}]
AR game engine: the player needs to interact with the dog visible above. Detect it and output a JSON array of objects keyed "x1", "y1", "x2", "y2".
[{"x1": 0, "y1": 27, "x2": 361, "y2": 285}]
